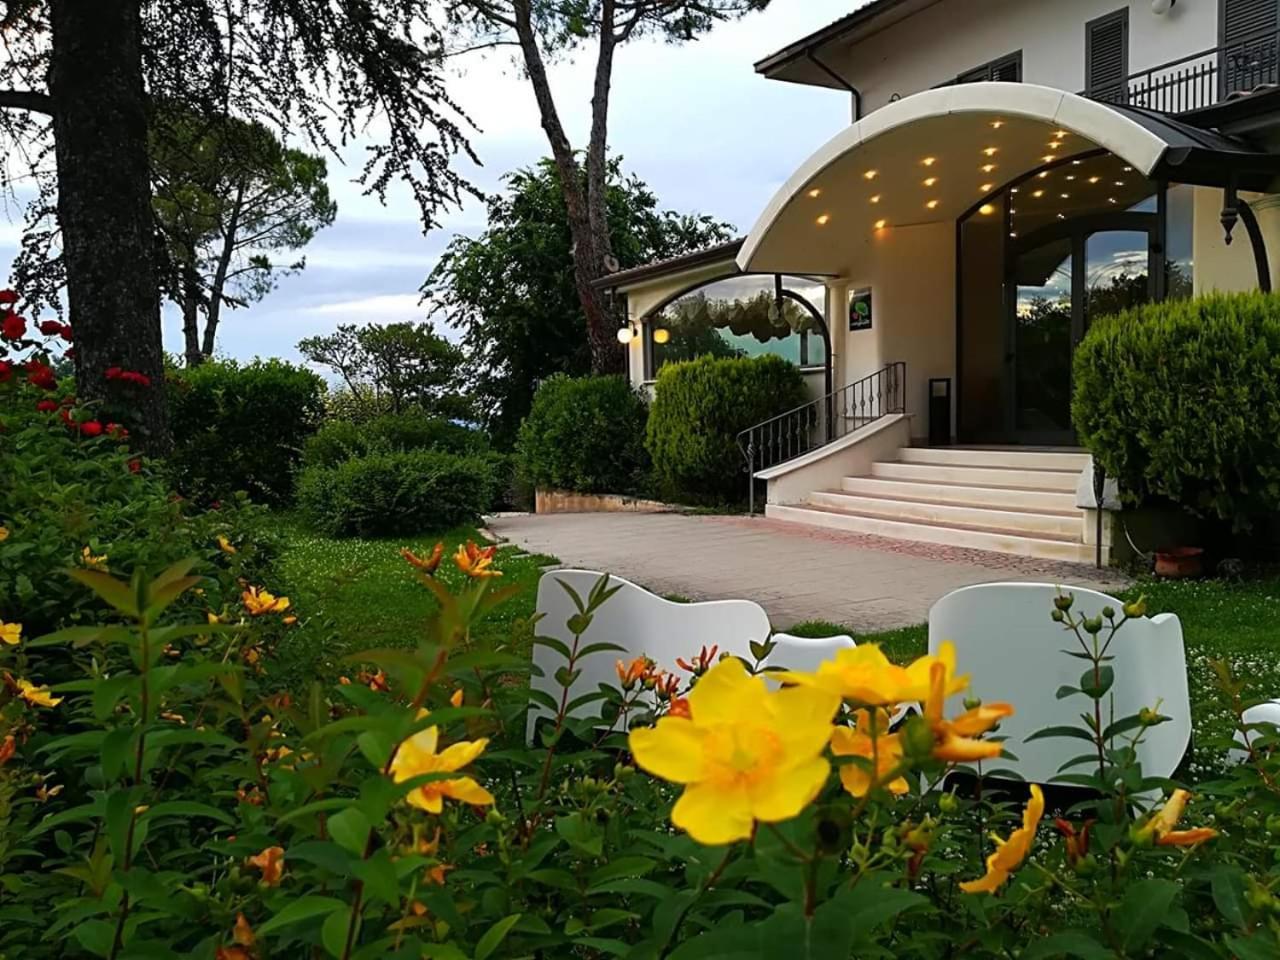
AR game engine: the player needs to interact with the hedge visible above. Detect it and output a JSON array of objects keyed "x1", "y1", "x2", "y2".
[
  {"x1": 304, "y1": 410, "x2": 487, "y2": 469},
  {"x1": 296, "y1": 449, "x2": 497, "y2": 537},
  {"x1": 167, "y1": 358, "x2": 325, "y2": 506},
  {"x1": 515, "y1": 374, "x2": 649, "y2": 495},
  {"x1": 1072, "y1": 290, "x2": 1280, "y2": 529},
  {"x1": 646, "y1": 354, "x2": 806, "y2": 504}
]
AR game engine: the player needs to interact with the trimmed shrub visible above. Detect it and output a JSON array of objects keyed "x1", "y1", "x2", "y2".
[
  {"x1": 297, "y1": 449, "x2": 497, "y2": 537},
  {"x1": 646, "y1": 354, "x2": 806, "y2": 504},
  {"x1": 168, "y1": 358, "x2": 325, "y2": 505},
  {"x1": 516, "y1": 374, "x2": 649, "y2": 495},
  {"x1": 1073, "y1": 291, "x2": 1280, "y2": 528},
  {"x1": 304, "y1": 410, "x2": 486, "y2": 469}
]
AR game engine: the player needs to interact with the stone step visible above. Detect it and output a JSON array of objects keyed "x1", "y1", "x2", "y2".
[
  {"x1": 809, "y1": 490, "x2": 1081, "y2": 538},
  {"x1": 897, "y1": 446, "x2": 1091, "y2": 472},
  {"x1": 767, "y1": 503, "x2": 1099, "y2": 565},
  {"x1": 871, "y1": 460, "x2": 1081, "y2": 492},
  {"x1": 840, "y1": 475, "x2": 1079, "y2": 512}
]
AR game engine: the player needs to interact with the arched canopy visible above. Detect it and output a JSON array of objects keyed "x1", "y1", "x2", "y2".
[{"x1": 738, "y1": 82, "x2": 1280, "y2": 275}]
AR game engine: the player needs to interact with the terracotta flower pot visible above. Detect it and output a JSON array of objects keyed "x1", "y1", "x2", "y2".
[{"x1": 1154, "y1": 546, "x2": 1204, "y2": 579}]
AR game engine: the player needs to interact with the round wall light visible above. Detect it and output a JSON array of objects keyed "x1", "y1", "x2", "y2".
[
  {"x1": 652, "y1": 327, "x2": 671, "y2": 345},
  {"x1": 616, "y1": 325, "x2": 636, "y2": 345},
  {"x1": 1152, "y1": 0, "x2": 1176, "y2": 15}
]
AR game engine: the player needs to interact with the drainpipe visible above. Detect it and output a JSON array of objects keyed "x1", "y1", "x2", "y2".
[{"x1": 806, "y1": 48, "x2": 863, "y2": 122}]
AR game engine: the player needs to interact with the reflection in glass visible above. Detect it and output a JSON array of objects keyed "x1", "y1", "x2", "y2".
[
  {"x1": 649, "y1": 275, "x2": 827, "y2": 375},
  {"x1": 1165, "y1": 185, "x2": 1194, "y2": 300},
  {"x1": 1014, "y1": 238, "x2": 1073, "y2": 434},
  {"x1": 1085, "y1": 230, "x2": 1150, "y2": 329}
]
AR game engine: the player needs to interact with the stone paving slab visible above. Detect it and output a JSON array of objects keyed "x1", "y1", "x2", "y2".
[{"x1": 488, "y1": 512, "x2": 1131, "y2": 633}]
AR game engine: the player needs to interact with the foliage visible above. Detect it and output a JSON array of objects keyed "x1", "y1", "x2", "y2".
[
  {"x1": 299, "y1": 321, "x2": 470, "y2": 419},
  {"x1": 297, "y1": 449, "x2": 497, "y2": 537},
  {"x1": 304, "y1": 411, "x2": 488, "y2": 469},
  {"x1": 424, "y1": 158, "x2": 733, "y2": 446},
  {"x1": 647, "y1": 354, "x2": 806, "y2": 503},
  {"x1": 515, "y1": 374, "x2": 650, "y2": 495},
  {"x1": 151, "y1": 108, "x2": 337, "y2": 365},
  {"x1": 1073, "y1": 291, "x2": 1280, "y2": 529},
  {"x1": 3, "y1": 534, "x2": 1279, "y2": 956},
  {"x1": 167, "y1": 358, "x2": 326, "y2": 506}
]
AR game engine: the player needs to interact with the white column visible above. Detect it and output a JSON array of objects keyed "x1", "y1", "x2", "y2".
[{"x1": 824, "y1": 279, "x2": 849, "y2": 392}]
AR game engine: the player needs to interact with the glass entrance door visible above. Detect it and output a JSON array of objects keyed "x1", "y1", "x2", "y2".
[{"x1": 1008, "y1": 224, "x2": 1153, "y2": 443}]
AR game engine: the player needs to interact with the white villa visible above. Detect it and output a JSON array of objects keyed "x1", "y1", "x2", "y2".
[{"x1": 601, "y1": 0, "x2": 1280, "y2": 564}]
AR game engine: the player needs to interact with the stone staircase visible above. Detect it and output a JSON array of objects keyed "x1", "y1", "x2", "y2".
[{"x1": 766, "y1": 446, "x2": 1097, "y2": 563}]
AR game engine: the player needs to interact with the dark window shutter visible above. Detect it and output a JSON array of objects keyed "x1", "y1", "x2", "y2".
[
  {"x1": 1086, "y1": 10, "x2": 1129, "y2": 102},
  {"x1": 1221, "y1": 0, "x2": 1280, "y2": 95},
  {"x1": 990, "y1": 56, "x2": 1022, "y2": 83},
  {"x1": 1223, "y1": 0, "x2": 1278, "y2": 44}
]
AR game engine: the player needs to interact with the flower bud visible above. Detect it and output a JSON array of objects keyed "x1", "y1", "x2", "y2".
[
  {"x1": 938, "y1": 792, "x2": 960, "y2": 815},
  {"x1": 485, "y1": 808, "x2": 505, "y2": 826},
  {"x1": 1102, "y1": 605, "x2": 1116, "y2": 620},
  {"x1": 1050, "y1": 609, "x2": 1066, "y2": 623},
  {"x1": 1265, "y1": 814, "x2": 1280, "y2": 837},
  {"x1": 1083, "y1": 616, "x2": 1104, "y2": 635},
  {"x1": 1054, "y1": 594, "x2": 1074, "y2": 612},
  {"x1": 963, "y1": 695, "x2": 982, "y2": 711},
  {"x1": 1123, "y1": 596, "x2": 1148, "y2": 619}
]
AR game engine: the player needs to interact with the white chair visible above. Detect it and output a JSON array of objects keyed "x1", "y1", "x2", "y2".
[
  {"x1": 1232, "y1": 701, "x2": 1280, "y2": 763},
  {"x1": 927, "y1": 583, "x2": 1191, "y2": 785},
  {"x1": 527, "y1": 571, "x2": 857, "y2": 742}
]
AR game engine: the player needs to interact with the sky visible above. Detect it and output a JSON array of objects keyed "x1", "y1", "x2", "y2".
[{"x1": 0, "y1": 0, "x2": 862, "y2": 365}]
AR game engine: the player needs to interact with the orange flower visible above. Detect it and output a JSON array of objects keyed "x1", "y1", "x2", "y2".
[
  {"x1": 1055, "y1": 817, "x2": 1093, "y2": 866},
  {"x1": 247, "y1": 846, "x2": 285, "y2": 886},
  {"x1": 241, "y1": 586, "x2": 290, "y2": 617},
  {"x1": 215, "y1": 949, "x2": 252, "y2": 960},
  {"x1": 449, "y1": 688, "x2": 464, "y2": 708},
  {"x1": 403, "y1": 543, "x2": 445, "y2": 575},
  {"x1": 667, "y1": 697, "x2": 691, "y2": 719},
  {"x1": 454, "y1": 541, "x2": 501, "y2": 578},
  {"x1": 654, "y1": 671, "x2": 680, "y2": 700},
  {"x1": 924, "y1": 661, "x2": 1012, "y2": 763},
  {"x1": 1140, "y1": 789, "x2": 1218, "y2": 847},
  {"x1": 960, "y1": 785, "x2": 1044, "y2": 894},
  {"x1": 0, "y1": 734, "x2": 15, "y2": 766},
  {"x1": 232, "y1": 912, "x2": 255, "y2": 946},
  {"x1": 426, "y1": 862, "x2": 453, "y2": 885},
  {"x1": 830, "y1": 708, "x2": 909, "y2": 797},
  {"x1": 615, "y1": 656, "x2": 654, "y2": 691},
  {"x1": 676, "y1": 644, "x2": 719, "y2": 675}
]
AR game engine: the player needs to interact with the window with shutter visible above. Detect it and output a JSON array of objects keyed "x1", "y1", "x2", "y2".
[
  {"x1": 1221, "y1": 0, "x2": 1280, "y2": 95},
  {"x1": 955, "y1": 51, "x2": 1022, "y2": 85},
  {"x1": 1086, "y1": 10, "x2": 1128, "y2": 104}
]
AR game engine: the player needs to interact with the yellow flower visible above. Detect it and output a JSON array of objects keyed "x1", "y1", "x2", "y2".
[
  {"x1": 241, "y1": 586, "x2": 290, "y2": 616},
  {"x1": 960, "y1": 785, "x2": 1044, "y2": 894},
  {"x1": 0, "y1": 619, "x2": 21, "y2": 646},
  {"x1": 449, "y1": 688, "x2": 464, "y2": 708},
  {"x1": 217, "y1": 535, "x2": 237, "y2": 555},
  {"x1": 17, "y1": 678, "x2": 62, "y2": 708},
  {"x1": 81, "y1": 546, "x2": 108, "y2": 571},
  {"x1": 1139, "y1": 789, "x2": 1218, "y2": 847},
  {"x1": 628, "y1": 657, "x2": 840, "y2": 846},
  {"x1": 777, "y1": 642, "x2": 967, "y2": 707},
  {"x1": 389, "y1": 711, "x2": 494, "y2": 813},
  {"x1": 0, "y1": 525, "x2": 8, "y2": 541},
  {"x1": 830, "y1": 708, "x2": 909, "y2": 797},
  {"x1": 924, "y1": 661, "x2": 1013, "y2": 763},
  {"x1": 454, "y1": 541, "x2": 501, "y2": 579}
]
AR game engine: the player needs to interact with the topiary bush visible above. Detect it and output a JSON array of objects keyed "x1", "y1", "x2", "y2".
[
  {"x1": 515, "y1": 374, "x2": 649, "y2": 495},
  {"x1": 646, "y1": 354, "x2": 806, "y2": 504},
  {"x1": 303, "y1": 409, "x2": 487, "y2": 469},
  {"x1": 168, "y1": 358, "x2": 326, "y2": 506},
  {"x1": 1073, "y1": 291, "x2": 1280, "y2": 529},
  {"x1": 297, "y1": 449, "x2": 497, "y2": 537}
]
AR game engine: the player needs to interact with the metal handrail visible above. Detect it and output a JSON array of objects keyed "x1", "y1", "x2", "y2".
[
  {"x1": 1080, "y1": 26, "x2": 1280, "y2": 115},
  {"x1": 737, "y1": 362, "x2": 906, "y2": 514}
]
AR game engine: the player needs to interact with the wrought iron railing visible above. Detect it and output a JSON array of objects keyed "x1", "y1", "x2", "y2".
[
  {"x1": 1082, "y1": 27, "x2": 1280, "y2": 116},
  {"x1": 738, "y1": 362, "x2": 906, "y2": 514}
]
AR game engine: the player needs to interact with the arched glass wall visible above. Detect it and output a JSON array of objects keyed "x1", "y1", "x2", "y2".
[{"x1": 644, "y1": 274, "x2": 827, "y2": 379}]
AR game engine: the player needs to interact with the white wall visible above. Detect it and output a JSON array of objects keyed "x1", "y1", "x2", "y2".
[
  {"x1": 827, "y1": 0, "x2": 1216, "y2": 116},
  {"x1": 1193, "y1": 187, "x2": 1270, "y2": 296}
]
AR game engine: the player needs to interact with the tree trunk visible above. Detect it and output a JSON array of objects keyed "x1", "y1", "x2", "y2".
[
  {"x1": 202, "y1": 180, "x2": 245, "y2": 359},
  {"x1": 180, "y1": 265, "x2": 203, "y2": 367},
  {"x1": 513, "y1": 0, "x2": 622, "y2": 375},
  {"x1": 48, "y1": 0, "x2": 169, "y2": 452}
]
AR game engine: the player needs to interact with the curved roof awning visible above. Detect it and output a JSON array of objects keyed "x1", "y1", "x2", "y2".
[{"x1": 738, "y1": 82, "x2": 1280, "y2": 275}]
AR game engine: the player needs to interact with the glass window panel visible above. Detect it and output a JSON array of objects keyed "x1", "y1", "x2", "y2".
[{"x1": 1165, "y1": 184, "x2": 1194, "y2": 300}]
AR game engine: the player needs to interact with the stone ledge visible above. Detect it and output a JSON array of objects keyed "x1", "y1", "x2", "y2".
[{"x1": 535, "y1": 489, "x2": 683, "y2": 515}]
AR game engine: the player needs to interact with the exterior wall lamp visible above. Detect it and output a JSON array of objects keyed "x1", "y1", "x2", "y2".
[
  {"x1": 1151, "y1": 0, "x2": 1175, "y2": 15},
  {"x1": 616, "y1": 323, "x2": 638, "y2": 345},
  {"x1": 652, "y1": 327, "x2": 671, "y2": 345}
]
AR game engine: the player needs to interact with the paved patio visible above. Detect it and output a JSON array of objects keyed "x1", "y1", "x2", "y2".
[{"x1": 488, "y1": 512, "x2": 1131, "y2": 633}]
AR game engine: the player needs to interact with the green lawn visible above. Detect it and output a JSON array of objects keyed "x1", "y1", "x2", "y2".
[{"x1": 272, "y1": 515, "x2": 1279, "y2": 772}]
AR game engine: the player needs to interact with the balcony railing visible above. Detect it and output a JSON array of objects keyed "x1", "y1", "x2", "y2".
[
  {"x1": 1083, "y1": 27, "x2": 1280, "y2": 116},
  {"x1": 737, "y1": 362, "x2": 906, "y2": 514}
]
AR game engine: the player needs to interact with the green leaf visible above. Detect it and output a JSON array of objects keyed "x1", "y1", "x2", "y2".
[
  {"x1": 256, "y1": 896, "x2": 347, "y2": 936},
  {"x1": 139, "y1": 801, "x2": 234, "y2": 826},
  {"x1": 353, "y1": 849, "x2": 400, "y2": 906},
  {"x1": 67, "y1": 568, "x2": 139, "y2": 617},
  {"x1": 322, "y1": 907, "x2": 352, "y2": 959},
  {"x1": 1227, "y1": 934, "x2": 1280, "y2": 960},
  {"x1": 587, "y1": 856, "x2": 656, "y2": 888},
  {"x1": 475, "y1": 913, "x2": 522, "y2": 960},
  {"x1": 556, "y1": 812, "x2": 604, "y2": 858},
  {"x1": 1021, "y1": 930, "x2": 1113, "y2": 959},
  {"x1": 1025, "y1": 725, "x2": 1097, "y2": 743},
  {"x1": 1210, "y1": 865, "x2": 1248, "y2": 931},
  {"x1": 1079, "y1": 665, "x2": 1114, "y2": 699},
  {"x1": 846, "y1": 885, "x2": 930, "y2": 943},
  {"x1": 1114, "y1": 878, "x2": 1179, "y2": 953},
  {"x1": 327, "y1": 807, "x2": 372, "y2": 857}
]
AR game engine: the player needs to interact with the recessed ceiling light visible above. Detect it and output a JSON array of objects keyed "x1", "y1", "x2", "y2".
[
  {"x1": 1042, "y1": 155, "x2": 1055, "y2": 163},
  {"x1": 1010, "y1": 207, "x2": 1017, "y2": 214},
  {"x1": 1066, "y1": 175, "x2": 1076, "y2": 181},
  {"x1": 978, "y1": 204, "x2": 996, "y2": 216},
  {"x1": 808, "y1": 188, "x2": 822, "y2": 198},
  {"x1": 1047, "y1": 141, "x2": 1062, "y2": 149},
  {"x1": 1032, "y1": 189, "x2": 1045, "y2": 198},
  {"x1": 1055, "y1": 130, "x2": 1069, "y2": 138},
  {"x1": 982, "y1": 164, "x2": 997, "y2": 173},
  {"x1": 1038, "y1": 171, "x2": 1050, "y2": 179},
  {"x1": 1060, "y1": 193, "x2": 1070, "y2": 199},
  {"x1": 1057, "y1": 213, "x2": 1066, "y2": 220},
  {"x1": 874, "y1": 219, "x2": 888, "y2": 230},
  {"x1": 983, "y1": 147, "x2": 998, "y2": 156},
  {"x1": 926, "y1": 199, "x2": 940, "y2": 209},
  {"x1": 1088, "y1": 176, "x2": 1101, "y2": 184},
  {"x1": 1123, "y1": 166, "x2": 1134, "y2": 172},
  {"x1": 923, "y1": 177, "x2": 938, "y2": 187},
  {"x1": 922, "y1": 157, "x2": 937, "y2": 166},
  {"x1": 991, "y1": 120, "x2": 1005, "y2": 129},
  {"x1": 1009, "y1": 231, "x2": 1018, "y2": 237},
  {"x1": 1072, "y1": 160, "x2": 1083, "y2": 166},
  {"x1": 1108, "y1": 197, "x2": 1118, "y2": 204},
  {"x1": 864, "y1": 170, "x2": 878, "y2": 180},
  {"x1": 869, "y1": 194, "x2": 882, "y2": 204},
  {"x1": 981, "y1": 183, "x2": 995, "y2": 191},
  {"x1": 1010, "y1": 187, "x2": 1019, "y2": 194},
  {"x1": 816, "y1": 214, "x2": 831, "y2": 225}
]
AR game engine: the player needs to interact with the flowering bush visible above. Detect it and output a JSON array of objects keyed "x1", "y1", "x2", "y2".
[{"x1": 3, "y1": 514, "x2": 1280, "y2": 959}]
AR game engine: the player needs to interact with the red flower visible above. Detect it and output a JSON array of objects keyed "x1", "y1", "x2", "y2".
[
  {"x1": 79, "y1": 420, "x2": 103, "y2": 437},
  {"x1": 105, "y1": 366, "x2": 122, "y2": 380},
  {"x1": 37, "y1": 320, "x2": 62, "y2": 337},
  {"x1": 106, "y1": 422, "x2": 128, "y2": 439},
  {"x1": 122, "y1": 371, "x2": 150, "y2": 387},
  {"x1": 127, "y1": 458, "x2": 142, "y2": 474},
  {"x1": 35, "y1": 400, "x2": 57, "y2": 413},
  {"x1": 0, "y1": 290, "x2": 17, "y2": 305},
  {"x1": 63, "y1": 347, "x2": 76, "y2": 360},
  {"x1": 1, "y1": 313, "x2": 26, "y2": 341},
  {"x1": 58, "y1": 323, "x2": 73, "y2": 342},
  {"x1": 26, "y1": 361, "x2": 56, "y2": 391},
  {"x1": 0, "y1": 360, "x2": 11, "y2": 383}
]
